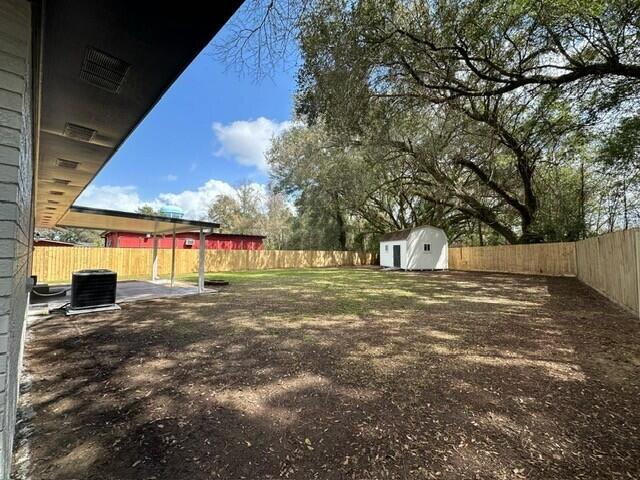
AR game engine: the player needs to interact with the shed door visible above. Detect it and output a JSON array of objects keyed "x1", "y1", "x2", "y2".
[{"x1": 393, "y1": 245, "x2": 401, "y2": 268}]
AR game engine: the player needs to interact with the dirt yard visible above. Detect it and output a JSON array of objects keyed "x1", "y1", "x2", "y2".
[{"x1": 14, "y1": 268, "x2": 640, "y2": 479}]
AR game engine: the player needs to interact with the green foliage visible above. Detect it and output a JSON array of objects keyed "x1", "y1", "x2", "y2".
[
  {"x1": 534, "y1": 165, "x2": 586, "y2": 242},
  {"x1": 289, "y1": 0, "x2": 639, "y2": 243},
  {"x1": 136, "y1": 205, "x2": 158, "y2": 216},
  {"x1": 263, "y1": 192, "x2": 295, "y2": 249},
  {"x1": 36, "y1": 228, "x2": 103, "y2": 246},
  {"x1": 207, "y1": 184, "x2": 295, "y2": 249},
  {"x1": 208, "y1": 184, "x2": 265, "y2": 235},
  {"x1": 601, "y1": 116, "x2": 640, "y2": 169},
  {"x1": 225, "y1": 0, "x2": 640, "y2": 245}
]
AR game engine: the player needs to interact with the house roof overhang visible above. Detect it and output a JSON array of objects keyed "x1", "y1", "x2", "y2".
[
  {"x1": 35, "y1": 0, "x2": 244, "y2": 228},
  {"x1": 58, "y1": 206, "x2": 220, "y2": 236}
]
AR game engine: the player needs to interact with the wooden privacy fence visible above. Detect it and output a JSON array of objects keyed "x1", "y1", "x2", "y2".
[
  {"x1": 449, "y1": 229, "x2": 640, "y2": 317},
  {"x1": 32, "y1": 247, "x2": 153, "y2": 282},
  {"x1": 575, "y1": 230, "x2": 640, "y2": 317},
  {"x1": 449, "y1": 242, "x2": 576, "y2": 276},
  {"x1": 33, "y1": 231, "x2": 640, "y2": 317},
  {"x1": 32, "y1": 247, "x2": 374, "y2": 283}
]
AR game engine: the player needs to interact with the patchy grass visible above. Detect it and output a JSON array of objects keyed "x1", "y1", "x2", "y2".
[
  {"x1": 181, "y1": 268, "x2": 460, "y2": 316},
  {"x1": 16, "y1": 268, "x2": 640, "y2": 479}
]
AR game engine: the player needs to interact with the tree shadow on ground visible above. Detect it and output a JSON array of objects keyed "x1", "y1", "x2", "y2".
[{"x1": 14, "y1": 268, "x2": 640, "y2": 479}]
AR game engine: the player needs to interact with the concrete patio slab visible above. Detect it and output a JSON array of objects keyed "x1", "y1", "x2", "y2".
[{"x1": 29, "y1": 280, "x2": 211, "y2": 312}]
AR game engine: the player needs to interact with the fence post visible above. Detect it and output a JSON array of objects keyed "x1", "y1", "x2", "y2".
[
  {"x1": 170, "y1": 225, "x2": 176, "y2": 287},
  {"x1": 198, "y1": 228, "x2": 205, "y2": 293},
  {"x1": 152, "y1": 235, "x2": 158, "y2": 281},
  {"x1": 635, "y1": 231, "x2": 640, "y2": 319}
]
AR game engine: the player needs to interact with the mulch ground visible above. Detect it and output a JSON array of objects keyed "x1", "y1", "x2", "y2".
[{"x1": 13, "y1": 268, "x2": 640, "y2": 479}]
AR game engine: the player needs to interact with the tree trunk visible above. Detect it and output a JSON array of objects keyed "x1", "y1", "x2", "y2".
[
  {"x1": 580, "y1": 160, "x2": 586, "y2": 239},
  {"x1": 623, "y1": 177, "x2": 629, "y2": 230},
  {"x1": 334, "y1": 194, "x2": 347, "y2": 250}
]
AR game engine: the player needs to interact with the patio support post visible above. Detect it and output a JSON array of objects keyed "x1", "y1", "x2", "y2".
[
  {"x1": 198, "y1": 227, "x2": 205, "y2": 293},
  {"x1": 171, "y1": 224, "x2": 176, "y2": 287},
  {"x1": 152, "y1": 234, "x2": 158, "y2": 281}
]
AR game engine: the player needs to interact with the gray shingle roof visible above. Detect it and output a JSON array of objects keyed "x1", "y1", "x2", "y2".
[
  {"x1": 380, "y1": 225, "x2": 442, "y2": 242},
  {"x1": 379, "y1": 227, "x2": 413, "y2": 241}
]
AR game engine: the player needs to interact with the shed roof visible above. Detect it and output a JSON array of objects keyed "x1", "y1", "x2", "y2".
[
  {"x1": 379, "y1": 225, "x2": 442, "y2": 242},
  {"x1": 33, "y1": 238, "x2": 78, "y2": 246},
  {"x1": 380, "y1": 228, "x2": 412, "y2": 242}
]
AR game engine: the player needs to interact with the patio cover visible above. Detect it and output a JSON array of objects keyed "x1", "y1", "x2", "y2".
[
  {"x1": 58, "y1": 206, "x2": 219, "y2": 235},
  {"x1": 58, "y1": 205, "x2": 219, "y2": 292}
]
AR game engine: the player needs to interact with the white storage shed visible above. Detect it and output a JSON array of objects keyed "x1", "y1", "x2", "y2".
[{"x1": 379, "y1": 225, "x2": 448, "y2": 270}]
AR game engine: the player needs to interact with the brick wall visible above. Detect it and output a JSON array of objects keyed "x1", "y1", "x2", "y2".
[{"x1": 0, "y1": 0, "x2": 32, "y2": 477}]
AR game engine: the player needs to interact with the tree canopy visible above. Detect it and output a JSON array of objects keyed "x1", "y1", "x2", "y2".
[
  {"x1": 220, "y1": 0, "x2": 640, "y2": 248},
  {"x1": 207, "y1": 184, "x2": 295, "y2": 249}
]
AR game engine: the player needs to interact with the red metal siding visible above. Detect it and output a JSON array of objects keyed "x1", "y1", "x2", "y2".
[{"x1": 103, "y1": 232, "x2": 264, "y2": 250}]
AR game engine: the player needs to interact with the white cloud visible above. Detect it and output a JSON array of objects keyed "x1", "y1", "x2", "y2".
[
  {"x1": 154, "y1": 179, "x2": 238, "y2": 220},
  {"x1": 163, "y1": 174, "x2": 178, "y2": 182},
  {"x1": 75, "y1": 179, "x2": 266, "y2": 221},
  {"x1": 76, "y1": 185, "x2": 142, "y2": 212},
  {"x1": 212, "y1": 117, "x2": 293, "y2": 172}
]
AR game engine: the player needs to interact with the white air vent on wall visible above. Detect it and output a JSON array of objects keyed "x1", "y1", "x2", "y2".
[
  {"x1": 63, "y1": 123, "x2": 96, "y2": 142},
  {"x1": 80, "y1": 47, "x2": 130, "y2": 93}
]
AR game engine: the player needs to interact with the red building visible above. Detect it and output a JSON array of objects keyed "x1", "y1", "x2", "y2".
[{"x1": 103, "y1": 231, "x2": 265, "y2": 250}]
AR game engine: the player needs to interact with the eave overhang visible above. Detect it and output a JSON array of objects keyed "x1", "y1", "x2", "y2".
[{"x1": 35, "y1": 0, "x2": 244, "y2": 228}]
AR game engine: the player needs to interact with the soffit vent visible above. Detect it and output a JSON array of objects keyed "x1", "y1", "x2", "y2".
[
  {"x1": 52, "y1": 178, "x2": 70, "y2": 185},
  {"x1": 48, "y1": 200, "x2": 60, "y2": 204},
  {"x1": 63, "y1": 123, "x2": 96, "y2": 142},
  {"x1": 50, "y1": 190, "x2": 65, "y2": 196},
  {"x1": 45, "y1": 207, "x2": 57, "y2": 211},
  {"x1": 80, "y1": 47, "x2": 130, "y2": 93},
  {"x1": 56, "y1": 158, "x2": 79, "y2": 169}
]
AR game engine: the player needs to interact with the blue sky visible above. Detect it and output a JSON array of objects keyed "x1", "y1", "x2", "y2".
[{"x1": 77, "y1": 12, "x2": 298, "y2": 219}]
